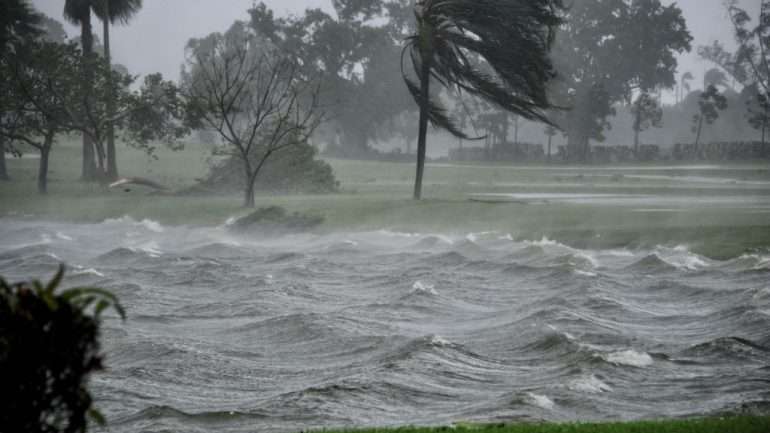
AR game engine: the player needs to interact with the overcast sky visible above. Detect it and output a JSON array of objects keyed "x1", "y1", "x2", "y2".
[{"x1": 31, "y1": 0, "x2": 757, "y2": 93}]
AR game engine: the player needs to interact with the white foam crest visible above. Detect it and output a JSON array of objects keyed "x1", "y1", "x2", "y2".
[
  {"x1": 55, "y1": 232, "x2": 73, "y2": 241},
  {"x1": 568, "y1": 375, "x2": 612, "y2": 394},
  {"x1": 73, "y1": 268, "x2": 105, "y2": 278},
  {"x1": 373, "y1": 229, "x2": 422, "y2": 238},
  {"x1": 574, "y1": 269, "x2": 598, "y2": 277},
  {"x1": 137, "y1": 241, "x2": 163, "y2": 258},
  {"x1": 429, "y1": 335, "x2": 451, "y2": 347},
  {"x1": 103, "y1": 216, "x2": 165, "y2": 233},
  {"x1": 466, "y1": 231, "x2": 497, "y2": 243},
  {"x1": 526, "y1": 237, "x2": 564, "y2": 248},
  {"x1": 654, "y1": 246, "x2": 708, "y2": 271},
  {"x1": 524, "y1": 392, "x2": 555, "y2": 410},
  {"x1": 412, "y1": 281, "x2": 438, "y2": 295},
  {"x1": 604, "y1": 349, "x2": 653, "y2": 368}
]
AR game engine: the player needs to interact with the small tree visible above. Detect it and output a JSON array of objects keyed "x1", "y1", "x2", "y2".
[
  {"x1": 3, "y1": 41, "x2": 187, "y2": 193},
  {"x1": 692, "y1": 85, "x2": 728, "y2": 154},
  {"x1": 2, "y1": 42, "x2": 83, "y2": 193},
  {"x1": 0, "y1": 266, "x2": 125, "y2": 433},
  {"x1": 630, "y1": 91, "x2": 663, "y2": 156},
  {"x1": 183, "y1": 24, "x2": 323, "y2": 207}
]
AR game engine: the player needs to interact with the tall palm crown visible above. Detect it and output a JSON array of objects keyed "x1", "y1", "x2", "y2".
[
  {"x1": 403, "y1": 0, "x2": 563, "y2": 133},
  {"x1": 402, "y1": 0, "x2": 564, "y2": 199},
  {"x1": 92, "y1": 0, "x2": 143, "y2": 25}
]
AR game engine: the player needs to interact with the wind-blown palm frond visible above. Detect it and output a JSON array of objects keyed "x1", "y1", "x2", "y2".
[
  {"x1": 92, "y1": 0, "x2": 143, "y2": 25},
  {"x1": 63, "y1": 0, "x2": 92, "y2": 26},
  {"x1": 403, "y1": 0, "x2": 564, "y2": 136},
  {"x1": 403, "y1": 0, "x2": 564, "y2": 200}
]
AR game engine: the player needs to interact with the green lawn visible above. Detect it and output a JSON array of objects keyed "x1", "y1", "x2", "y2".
[
  {"x1": 3, "y1": 139, "x2": 770, "y2": 258},
  {"x1": 318, "y1": 417, "x2": 770, "y2": 433}
]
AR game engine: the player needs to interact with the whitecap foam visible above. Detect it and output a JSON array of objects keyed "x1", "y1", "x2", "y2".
[
  {"x1": 412, "y1": 281, "x2": 438, "y2": 295},
  {"x1": 524, "y1": 392, "x2": 555, "y2": 410},
  {"x1": 574, "y1": 269, "x2": 598, "y2": 277},
  {"x1": 73, "y1": 268, "x2": 105, "y2": 278},
  {"x1": 103, "y1": 216, "x2": 164, "y2": 233},
  {"x1": 55, "y1": 232, "x2": 73, "y2": 241},
  {"x1": 136, "y1": 242, "x2": 163, "y2": 258},
  {"x1": 604, "y1": 350, "x2": 653, "y2": 367},
  {"x1": 429, "y1": 335, "x2": 451, "y2": 347},
  {"x1": 568, "y1": 375, "x2": 612, "y2": 394},
  {"x1": 526, "y1": 237, "x2": 563, "y2": 247},
  {"x1": 654, "y1": 246, "x2": 708, "y2": 271}
]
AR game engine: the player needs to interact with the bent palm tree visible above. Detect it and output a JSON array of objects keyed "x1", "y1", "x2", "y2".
[
  {"x1": 93, "y1": 0, "x2": 143, "y2": 180},
  {"x1": 403, "y1": 0, "x2": 563, "y2": 200},
  {"x1": 64, "y1": 0, "x2": 98, "y2": 180}
]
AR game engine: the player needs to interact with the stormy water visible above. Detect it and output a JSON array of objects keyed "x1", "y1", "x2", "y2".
[{"x1": 1, "y1": 217, "x2": 769, "y2": 432}]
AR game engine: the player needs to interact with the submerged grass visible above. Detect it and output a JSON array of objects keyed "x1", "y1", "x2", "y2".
[
  {"x1": 2, "y1": 140, "x2": 770, "y2": 258},
  {"x1": 319, "y1": 417, "x2": 770, "y2": 433}
]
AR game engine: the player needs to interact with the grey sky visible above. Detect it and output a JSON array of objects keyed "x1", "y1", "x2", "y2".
[{"x1": 31, "y1": 0, "x2": 756, "y2": 94}]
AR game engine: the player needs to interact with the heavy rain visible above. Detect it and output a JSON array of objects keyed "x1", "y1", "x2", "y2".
[{"x1": 1, "y1": 1, "x2": 769, "y2": 433}]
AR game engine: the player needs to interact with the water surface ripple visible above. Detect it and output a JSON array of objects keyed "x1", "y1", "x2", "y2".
[{"x1": 1, "y1": 217, "x2": 769, "y2": 432}]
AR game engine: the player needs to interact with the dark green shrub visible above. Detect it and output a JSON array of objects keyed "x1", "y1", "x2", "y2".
[
  {"x1": 0, "y1": 266, "x2": 124, "y2": 433},
  {"x1": 229, "y1": 206, "x2": 324, "y2": 233},
  {"x1": 199, "y1": 139, "x2": 339, "y2": 194}
]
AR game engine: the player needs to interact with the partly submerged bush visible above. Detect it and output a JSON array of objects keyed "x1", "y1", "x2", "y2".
[
  {"x1": 229, "y1": 206, "x2": 324, "y2": 234},
  {"x1": 198, "y1": 140, "x2": 339, "y2": 194},
  {"x1": 0, "y1": 266, "x2": 124, "y2": 433}
]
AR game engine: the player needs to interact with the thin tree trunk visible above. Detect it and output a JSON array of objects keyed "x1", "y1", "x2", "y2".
[
  {"x1": 633, "y1": 99, "x2": 641, "y2": 158},
  {"x1": 38, "y1": 133, "x2": 54, "y2": 194},
  {"x1": 0, "y1": 135, "x2": 9, "y2": 181},
  {"x1": 80, "y1": 14, "x2": 97, "y2": 181},
  {"x1": 103, "y1": 1, "x2": 118, "y2": 181},
  {"x1": 413, "y1": 51, "x2": 431, "y2": 201},
  {"x1": 547, "y1": 135, "x2": 552, "y2": 163},
  {"x1": 694, "y1": 116, "x2": 703, "y2": 158},
  {"x1": 244, "y1": 181, "x2": 255, "y2": 207},
  {"x1": 513, "y1": 115, "x2": 519, "y2": 145},
  {"x1": 633, "y1": 128, "x2": 640, "y2": 157}
]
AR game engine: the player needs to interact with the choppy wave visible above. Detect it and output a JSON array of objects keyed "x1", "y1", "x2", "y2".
[{"x1": 0, "y1": 217, "x2": 768, "y2": 433}]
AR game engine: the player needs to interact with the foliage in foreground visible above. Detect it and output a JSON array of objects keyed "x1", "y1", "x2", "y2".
[
  {"x1": 316, "y1": 417, "x2": 770, "y2": 433},
  {"x1": 0, "y1": 266, "x2": 124, "y2": 433}
]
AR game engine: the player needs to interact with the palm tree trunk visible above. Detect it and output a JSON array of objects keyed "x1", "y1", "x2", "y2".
[
  {"x1": 103, "y1": 0, "x2": 118, "y2": 181},
  {"x1": 80, "y1": 14, "x2": 97, "y2": 181},
  {"x1": 0, "y1": 135, "x2": 9, "y2": 181},
  {"x1": 413, "y1": 54, "x2": 431, "y2": 200}
]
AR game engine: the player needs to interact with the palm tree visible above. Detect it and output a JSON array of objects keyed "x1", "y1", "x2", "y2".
[
  {"x1": 402, "y1": 0, "x2": 564, "y2": 200},
  {"x1": 93, "y1": 0, "x2": 142, "y2": 180},
  {"x1": 64, "y1": 0, "x2": 98, "y2": 180}
]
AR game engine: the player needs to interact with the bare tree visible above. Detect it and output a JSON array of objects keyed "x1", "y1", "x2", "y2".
[{"x1": 183, "y1": 25, "x2": 323, "y2": 207}]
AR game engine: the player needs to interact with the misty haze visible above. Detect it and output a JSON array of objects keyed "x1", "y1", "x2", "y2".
[{"x1": 1, "y1": 1, "x2": 769, "y2": 433}]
